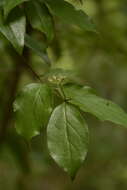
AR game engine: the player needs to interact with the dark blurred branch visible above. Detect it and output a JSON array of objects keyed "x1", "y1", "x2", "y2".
[
  {"x1": 0, "y1": 55, "x2": 23, "y2": 142},
  {"x1": 0, "y1": 44, "x2": 43, "y2": 144},
  {"x1": 0, "y1": 46, "x2": 38, "y2": 141}
]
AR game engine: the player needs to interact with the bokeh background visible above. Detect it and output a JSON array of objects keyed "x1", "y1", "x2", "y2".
[{"x1": 1, "y1": 0, "x2": 127, "y2": 189}]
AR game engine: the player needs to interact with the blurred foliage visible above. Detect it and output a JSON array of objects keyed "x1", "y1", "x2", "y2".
[{"x1": 1, "y1": 0, "x2": 127, "y2": 189}]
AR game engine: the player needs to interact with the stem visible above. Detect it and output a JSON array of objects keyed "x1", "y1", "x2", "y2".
[
  {"x1": 59, "y1": 83, "x2": 66, "y2": 100},
  {"x1": 21, "y1": 55, "x2": 42, "y2": 83}
]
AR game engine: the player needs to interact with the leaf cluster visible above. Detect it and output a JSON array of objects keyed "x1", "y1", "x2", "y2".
[
  {"x1": 0, "y1": 0, "x2": 96, "y2": 63},
  {"x1": 13, "y1": 69, "x2": 127, "y2": 179}
]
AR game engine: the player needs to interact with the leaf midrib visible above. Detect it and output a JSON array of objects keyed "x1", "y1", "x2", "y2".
[{"x1": 64, "y1": 103, "x2": 72, "y2": 166}]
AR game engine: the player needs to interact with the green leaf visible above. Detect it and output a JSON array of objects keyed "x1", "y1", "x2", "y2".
[
  {"x1": 25, "y1": 34, "x2": 51, "y2": 65},
  {"x1": 47, "y1": 103, "x2": 89, "y2": 179},
  {"x1": 4, "y1": 0, "x2": 29, "y2": 18},
  {"x1": 64, "y1": 84, "x2": 127, "y2": 127},
  {"x1": 26, "y1": 1, "x2": 54, "y2": 41},
  {"x1": 45, "y1": 0, "x2": 96, "y2": 32},
  {"x1": 0, "y1": 8, "x2": 26, "y2": 54},
  {"x1": 13, "y1": 83, "x2": 53, "y2": 140}
]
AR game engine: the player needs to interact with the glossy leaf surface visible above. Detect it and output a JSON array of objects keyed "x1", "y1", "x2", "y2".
[
  {"x1": 64, "y1": 84, "x2": 127, "y2": 127},
  {"x1": 26, "y1": 1, "x2": 54, "y2": 41},
  {"x1": 46, "y1": 0, "x2": 96, "y2": 32},
  {"x1": 0, "y1": 8, "x2": 26, "y2": 54},
  {"x1": 47, "y1": 103, "x2": 89, "y2": 179},
  {"x1": 13, "y1": 83, "x2": 53, "y2": 140}
]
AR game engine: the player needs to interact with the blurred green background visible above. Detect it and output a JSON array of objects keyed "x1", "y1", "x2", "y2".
[{"x1": 1, "y1": 0, "x2": 127, "y2": 189}]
